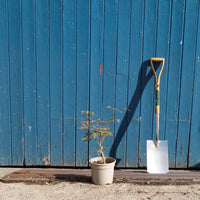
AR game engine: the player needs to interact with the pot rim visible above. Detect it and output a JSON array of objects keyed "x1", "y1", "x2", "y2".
[{"x1": 89, "y1": 157, "x2": 116, "y2": 166}]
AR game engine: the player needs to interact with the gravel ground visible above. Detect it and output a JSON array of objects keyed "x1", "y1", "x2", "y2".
[{"x1": 0, "y1": 182, "x2": 200, "y2": 200}]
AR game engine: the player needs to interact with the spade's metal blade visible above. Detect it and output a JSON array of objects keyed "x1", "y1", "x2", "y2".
[{"x1": 147, "y1": 140, "x2": 169, "y2": 174}]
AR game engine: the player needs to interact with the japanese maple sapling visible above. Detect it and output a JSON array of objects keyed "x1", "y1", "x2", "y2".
[{"x1": 80, "y1": 106, "x2": 130, "y2": 164}]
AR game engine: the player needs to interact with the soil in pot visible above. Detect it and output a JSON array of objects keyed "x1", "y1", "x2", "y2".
[{"x1": 93, "y1": 157, "x2": 114, "y2": 164}]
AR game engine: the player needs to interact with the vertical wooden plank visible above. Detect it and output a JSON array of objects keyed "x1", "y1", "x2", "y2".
[
  {"x1": 76, "y1": 0, "x2": 90, "y2": 166},
  {"x1": 165, "y1": 0, "x2": 185, "y2": 167},
  {"x1": 0, "y1": 0, "x2": 11, "y2": 165},
  {"x1": 115, "y1": 76, "x2": 128, "y2": 167},
  {"x1": 102, "y1": 77, "x2": 115, "y2": 157},
  {"x1": 22, "y1": 0, "x2": 37, "y2": 165},
  {"x1": 139, "y1": 0, "x2": 158, "y2": 167},
  {"x1": 36, "y1": 0, "x2": 50, "y2": 165},
  {"x1": 176, "y1": 0, "x2": 199, "y2": 168},
  {"x1": 126, "y1": 0, "x2": 144, "y2": 167},
  {"x1": 8, "y1": 0, "x2": 24, "y2": 165},
  {"x1": 155, "y1": 0, "x2": 172, "y2": 141},
  {"x1": 63, "y1": 0, "x2": 76, "y2": 166},
  {"x1": 89, "y1": 0, "x2": 104, "y2": 159},
  {"x1": 103, "y1": 0, "x2": 118, "y2": 76},
  {"x1": 49, "y1": 0, "x2": 63, "y2": 166},
  {"x1": 189, "y1": 4, "x2": 200, "y2": 167},
  {"x1": 114, "y1": 0, "x2": 131, "y2": 167},
  {"x1": 103, "y1": 0, "x2": 118, "y2": 159}
]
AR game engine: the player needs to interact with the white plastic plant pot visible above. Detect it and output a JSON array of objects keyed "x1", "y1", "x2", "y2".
[
  {"x1": 89, "y1": 157, "x2": 116, "y2": 185},
  {"x1": 147, "y1": 140, "x2": 169, "y2": 174}
]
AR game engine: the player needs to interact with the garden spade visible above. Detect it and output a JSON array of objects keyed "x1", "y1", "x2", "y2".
[{"x1": 147, "y1": 57, "x2": 169, "y2": 174}]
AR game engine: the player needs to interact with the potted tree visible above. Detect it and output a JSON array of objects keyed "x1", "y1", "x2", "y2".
[{"x1": 80, "y1": 106, "x2": 129, "y2": 185}]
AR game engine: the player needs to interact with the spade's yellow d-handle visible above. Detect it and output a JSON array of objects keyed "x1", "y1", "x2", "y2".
[{"x1": 150, "y1": 57, "x2": 165, "y2": 114}]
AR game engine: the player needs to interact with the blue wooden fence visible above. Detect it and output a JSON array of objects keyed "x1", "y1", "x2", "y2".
[{"x1": 0, "y1": 0, "x2": 200, "y2": 168}]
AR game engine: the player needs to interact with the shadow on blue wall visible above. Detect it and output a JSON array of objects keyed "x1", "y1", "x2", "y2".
[{"x1": 110, "y1": 60, "x2": 161, "y2": 166}]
